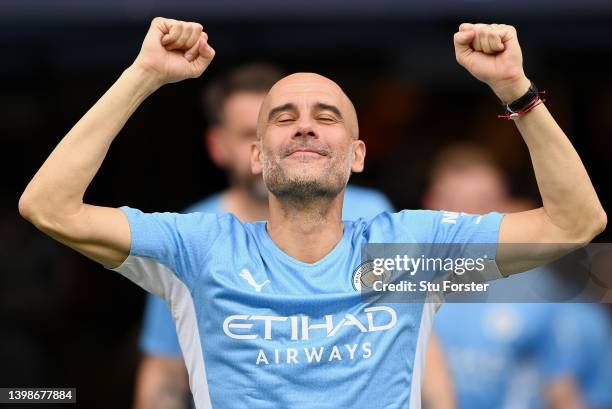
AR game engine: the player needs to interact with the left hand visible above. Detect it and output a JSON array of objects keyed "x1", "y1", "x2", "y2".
[{"x1": 454, "y1": 23, "x2": 531, "y2": 103}]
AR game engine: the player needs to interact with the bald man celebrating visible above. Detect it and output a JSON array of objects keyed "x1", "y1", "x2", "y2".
[{"x1": 19, "y1": 18, "x2": 605, "y2": 409}]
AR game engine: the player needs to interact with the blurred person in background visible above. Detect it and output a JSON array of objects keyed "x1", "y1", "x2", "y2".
[
  {"x1": 423, "y1": 333, "x2": 457, "y2": 409},
  {"x1": 427, "y1": 144, "x2": 612, "y2": 409},
  {"x1": 134, "y1": 62, "x2": 397, "y2": 409},
  {"x1": 545, "y1": 303, "x2": 612, "y2": 409}
]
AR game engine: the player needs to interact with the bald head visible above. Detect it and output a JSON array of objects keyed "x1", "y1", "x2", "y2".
[{"x1": 257, "y1": 72, "x2": 359, "y2": 140}]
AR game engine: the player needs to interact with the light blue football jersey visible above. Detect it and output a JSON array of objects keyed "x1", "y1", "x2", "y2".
[
  {"x1": 113, "y1": 205, "x2": 504, "y2": 409},
  {"x1": 140, "y1": 185, "x2": 394, "y2": 356}
]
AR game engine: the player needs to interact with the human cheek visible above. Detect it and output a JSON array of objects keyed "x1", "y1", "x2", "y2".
[{"x1": 267, "y1": 128, "x2": 291, "y2": 157}]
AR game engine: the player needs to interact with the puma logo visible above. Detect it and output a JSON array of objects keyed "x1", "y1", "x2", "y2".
[{"x1": 239, "y1": 269, "x2": 270, "y2": 292}]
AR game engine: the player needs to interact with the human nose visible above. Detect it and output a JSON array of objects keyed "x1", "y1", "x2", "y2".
[{"x1": 293, "y1": 117, "x2": 317, "y2": 139}]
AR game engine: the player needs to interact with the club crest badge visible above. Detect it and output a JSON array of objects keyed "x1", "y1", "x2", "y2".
[{"x1": 352, "y1": 260, "x2": 392, "y2": 291}]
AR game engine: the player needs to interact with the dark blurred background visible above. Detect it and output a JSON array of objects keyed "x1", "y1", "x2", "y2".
[{"x1": 1, "y1": 1, "x2": 612, "y2": 407}]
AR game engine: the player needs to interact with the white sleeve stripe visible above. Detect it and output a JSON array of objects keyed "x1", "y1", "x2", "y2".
[
  {"x1": 112, "y1": 256, "x2": 213, "y2": 409},
  {"x1": 408, "y1": 300, "x2": 437, "y2": 409}
]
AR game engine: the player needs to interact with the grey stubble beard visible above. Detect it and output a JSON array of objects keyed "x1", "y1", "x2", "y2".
[{"x1": 262, "y1": 153, "x2": 349, "y2": 211}]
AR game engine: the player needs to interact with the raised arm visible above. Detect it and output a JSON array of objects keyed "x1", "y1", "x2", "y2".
[
  {"x1": 453, "y1": 23, "x2": 606, "y2": 275},
  {"x1": 18, "y1": 17, "x2": 215, "y2": 268}
]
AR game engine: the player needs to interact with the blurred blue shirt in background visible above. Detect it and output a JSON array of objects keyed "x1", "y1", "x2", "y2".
[{"x1": 435, "y1": 269, "x2": 612, "y2": 409}]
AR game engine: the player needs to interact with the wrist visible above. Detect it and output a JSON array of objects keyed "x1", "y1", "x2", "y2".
[
  {"x1": 123, "y1": 64, "x2": 164, "y2": 97},
  {"x1": 491, "y1": 75, "x2": 532, "y2": 104}
]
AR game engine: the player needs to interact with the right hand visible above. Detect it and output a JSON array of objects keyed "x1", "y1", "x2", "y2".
[{"x1": 133, "y1": 17, "x2": 215, "y2": 86}]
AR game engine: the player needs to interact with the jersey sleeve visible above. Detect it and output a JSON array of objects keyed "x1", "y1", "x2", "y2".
[
  {"x1": 375, "y1": 209, "x2": 505, "y2": 283},
  {"x1": 139, "y1": 293, "x2": 183, "y2": 357},
  {"x1": 396, "y1": 209, "x2": 504, "y2": 244},
  {"x1": 109, "y1": 206, "x2": 226, "y2": 299}
]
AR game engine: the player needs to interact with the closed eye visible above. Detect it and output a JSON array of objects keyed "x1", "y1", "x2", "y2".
[
  {"x1": 276, "y1": 114, "x2": 295, "y2": 123},
  {"x1": 317, "y1": 116, "x2": 337, "y2": 122}
]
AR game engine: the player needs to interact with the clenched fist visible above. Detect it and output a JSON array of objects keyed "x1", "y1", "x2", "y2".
[
  {"x1": 454, "y1": 23, "x2": 531, "y2": 103},
  {"x1": 133, "y1": 17, "x2": 215, "y2": 87}
]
